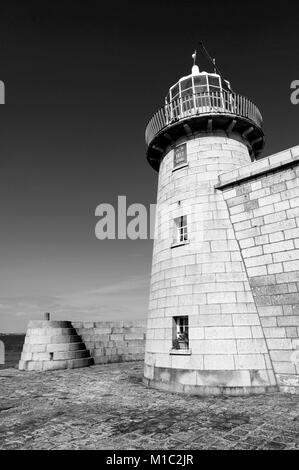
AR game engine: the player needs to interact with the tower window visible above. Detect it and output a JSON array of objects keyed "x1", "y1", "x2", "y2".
[
  {"x1": 173, "y1": 144, "x2": 187, "y2": 168},
  {"x1": 170, "y1": 83, "x2": 180, "y2": 101},
  {"x1": 194, "y1": 74, "x2": 208, "y2": 94},
  {"x1": 208, "y1": 75, "x2": 221, "y2": 87},
  {"x1": 174, "y1": 215, "x2": 188, "y2": 244},
  {"x1": 173, "y1": 316, "x2": 189, "y2": 350}
]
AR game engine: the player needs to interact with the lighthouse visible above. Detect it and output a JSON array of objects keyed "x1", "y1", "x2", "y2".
[{"x1": 143, "y1": 50, "x2": 278, "y2": 395}]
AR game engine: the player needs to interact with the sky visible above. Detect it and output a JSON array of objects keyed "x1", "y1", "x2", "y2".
[{"x1": 0, "y1": 0, "x2": 298, "y2": 332}]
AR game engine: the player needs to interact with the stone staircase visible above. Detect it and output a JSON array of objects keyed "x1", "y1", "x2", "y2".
[{"x1": 19, "y1": 319, "x2": 94, "y2": 371}]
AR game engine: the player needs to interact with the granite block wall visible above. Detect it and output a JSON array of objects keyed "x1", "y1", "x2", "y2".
[
  {"x1": 72, "y1": 320, "x2": 146, "y2": 364},
  {"x1": 217, "y1": 145, "x2": 299, "y2": 393}
]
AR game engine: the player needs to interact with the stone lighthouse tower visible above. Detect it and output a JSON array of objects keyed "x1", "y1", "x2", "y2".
[{"x1": 143, "y1": 52, "x2": 277, "y2": 395}]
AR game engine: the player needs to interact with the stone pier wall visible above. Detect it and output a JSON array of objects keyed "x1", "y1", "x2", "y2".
[
  {"x1": 217, "y1": 146, "x2": 299, "y2": 393},
  {"x1": 72, "y1": 321, "x2": 146, "y2": 364}
]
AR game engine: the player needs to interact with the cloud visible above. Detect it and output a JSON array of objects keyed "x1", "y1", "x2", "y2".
[
  {"x1": 0, "y1": 276, "x2": 150, "y2": 332},
  {"x1": 56, "y1": 277, "x2": 148, "y2": 306}
]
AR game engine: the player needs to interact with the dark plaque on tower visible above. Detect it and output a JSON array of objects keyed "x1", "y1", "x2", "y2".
[{"x1": 174, "y1": 144, "x2": 187, "y2": 167}]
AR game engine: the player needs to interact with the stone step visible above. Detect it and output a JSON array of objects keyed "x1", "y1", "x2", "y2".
[
  {"x1": 28, "y1": 320, "x2": 73, "y2": 328},
  {"x1": 26, "y1": 327, "x2": 77, "y2": 337},
  {"x1": 46, "y1": 342, "x2": 87, "y2": 352},
  {"x1": 21, "y1": 349, "x2": 91, "y2": 362},
  {"x1": 25, "y1": 334, "x2": 82, "y2": 345},
  {"x1": 69, "y1": 357, "x2": 94, "y2": 369},
  {"x1": 23, "y1": 342, "x2": 87, "y2": 353},
  {"x1": 53, "y1": 350, "x2": 90, "y2": 360},
  {"x1": 19, "y1": 356, "x2": 94, "y2": 371}
]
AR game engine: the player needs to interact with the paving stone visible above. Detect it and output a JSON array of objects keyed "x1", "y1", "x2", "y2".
[{"x1": 0, "y1": 362, "x2": 298, "y2": 450}]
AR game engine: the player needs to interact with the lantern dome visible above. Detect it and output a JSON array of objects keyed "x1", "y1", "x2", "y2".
[{"x1": 145, "y1": 64, "x2": 265, "y2": 171}]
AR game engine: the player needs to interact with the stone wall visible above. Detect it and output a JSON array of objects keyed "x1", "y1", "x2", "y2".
[
  {"x1": 217, "y1": 145, "x2": 299, "y2": 393},
  {"x1": 72, "y1": 321, "x2": 146, "y2": 365}
]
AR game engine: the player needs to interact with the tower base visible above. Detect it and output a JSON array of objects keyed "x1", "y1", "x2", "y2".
[{"x1": 143, "y1": 365, "x2": 278, "y2": 396}]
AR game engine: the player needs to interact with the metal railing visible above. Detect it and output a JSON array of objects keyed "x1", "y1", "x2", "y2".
[{"x1": 145, "y1": 90, "x2": 263, "y2": 146}]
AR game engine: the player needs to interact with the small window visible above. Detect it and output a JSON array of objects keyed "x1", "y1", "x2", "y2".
[
  {"x1": 194, "y1": 75, "x2": 208, "y2": 94},
  {"x1": 174, "y1": 215, "x2": 188, "y2": 243},
  {"x1": 194, "y1": 75, "x2": 207, "y2": 87},
  {"x1": 170, "y1": 83, "x2": 180, "y2": 100},
  {"x1": 173, "y1": 316, "x2": 189, "y2": 350},
  {"x1": 209, "y1": 85, "x2": 221, "y2": 94},
  {"x1": 173, "y1": 144, "x2": 187, "y2": 167},
  {"x1": 208, "y1": 75, "x2": 220, "y2": 88},
  {"x1": 181, "y1": 88, "x2": 192, "y2": 98},
  {"x1": 181, "y1": 77, "x2": 192, "y2": 91}
]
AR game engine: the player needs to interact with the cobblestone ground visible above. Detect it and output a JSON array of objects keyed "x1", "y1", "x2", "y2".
[{"x1": 0, "y1": 362, "x2": 298, "y2": 450}]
